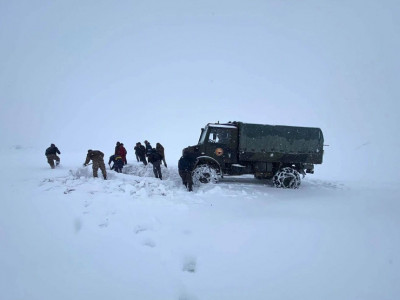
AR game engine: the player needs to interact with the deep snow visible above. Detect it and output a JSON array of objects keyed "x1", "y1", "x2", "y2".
[
  {"x1": 2, "y1": 0, "x2": 400, "y2": 299},
  {"x1": 1, "y1": 147, "x2": 399, "y2": 300}
]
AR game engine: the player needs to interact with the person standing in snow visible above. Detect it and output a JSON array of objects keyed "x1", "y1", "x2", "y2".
[
  {"x1": 156, "y1": 142, "x2": 167, "y2": 167},
  {"x1": 83, "y1": 150, "x2": 107, "y2": 180},
  {"x1": 147, "y1": 148, "x2": 163, "y2": 180},
  {"x1": 119, "y1": 143, "x2": 128, "y2": 165},
  {"x1": 134, "y1": 142, "x2": 140, "y2": 162},
  {"x1": 45, "y1": 143, "x2": 61, "y2": 169},
  {"x1": 178, "y1": 151, "x2": 197, "y2": 192},
  {"x1": 108, "y1": 154, "x2": 124, "y2": 173},
  {"x1": 134, "y1": 142, "x2": 147, "y2": 165},
  {"x1": 115, "y1": 142, "x2": 121, "y2": 155},
  {"x1": 144, "y1": 140, "x2": 152, "y2": 162}
]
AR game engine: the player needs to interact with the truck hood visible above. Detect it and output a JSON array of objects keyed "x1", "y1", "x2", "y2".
[{"x1": 182, "y1": 145, "x2": 204, "y2": 156}]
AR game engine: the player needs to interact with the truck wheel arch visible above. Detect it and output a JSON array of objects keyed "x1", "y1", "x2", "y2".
[{"x1": 195, "y1": 156, "x2": 222, "y2": 175}]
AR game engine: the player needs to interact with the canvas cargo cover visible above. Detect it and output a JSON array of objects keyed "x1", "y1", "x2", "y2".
[{"x1": 238, "y1": 123, "x2": 324, "y2": 163}]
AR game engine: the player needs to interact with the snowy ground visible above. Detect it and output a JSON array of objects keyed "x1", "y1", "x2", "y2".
[{"x1": 1, "y1": 147, "x2": 399, "y2": 300}]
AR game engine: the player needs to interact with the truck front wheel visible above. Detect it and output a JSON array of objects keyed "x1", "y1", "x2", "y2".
[
  {"x1": 192, "y1": 164, "x2": 218, "y2": 185},
  {"x1": 273, "y1": 167, "x2": 301, "y2": 189}
]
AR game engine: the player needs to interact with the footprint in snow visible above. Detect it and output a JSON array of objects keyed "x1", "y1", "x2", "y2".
[
  {"x1": 182, "y1": 256, "x2": 197, "y2": 273},
  {"x1": 134, "y1": 225, "x2": 148, "y2": 234},
  {"x1": 98, "y1": 218, "x2": 109, "y2": 228},
  {"x1": 142, "y1": 238, "x2": 156, "y2": 248},
  {"x1": 64, "y1": 188, "x2": 75, "y2": 194}
]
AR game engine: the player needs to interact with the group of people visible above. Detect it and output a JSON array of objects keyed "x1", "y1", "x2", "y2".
[
  {"x1": 104, "y1": 141, "x2": 168, "y2": 180},
  {"x1": 133, "y1": 141, "x2": 167, "y2": 167},
  {"x1": 45, "y1": 142, "x2": 198, "y2": 192}
]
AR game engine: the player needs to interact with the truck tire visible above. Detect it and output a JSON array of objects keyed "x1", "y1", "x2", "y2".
[
  {"x1": 192, "y1": 164, "x2": 218, "y2": 185},
  {"x1": 273, "y1": 167, "x2": 301, "y2": 189}
]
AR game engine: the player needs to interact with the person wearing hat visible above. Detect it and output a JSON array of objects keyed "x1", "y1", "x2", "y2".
[
  {"x1": 45, "y1": 143, "x2": 61, "y2": 169},
  {"x1": 83, "y1": 150, "x2": 107, "y2": 180}
]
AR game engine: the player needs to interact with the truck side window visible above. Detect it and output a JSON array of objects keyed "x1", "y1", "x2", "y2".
[
  {"x1": 208, "y1": 128, "x2": 231, "y2": 144},
  {"x1": 208, "y1": 133, "x2": 217, "y2": 143}
]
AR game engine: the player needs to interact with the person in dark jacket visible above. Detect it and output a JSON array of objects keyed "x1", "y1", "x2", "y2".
[
  {"x1": 45, "y1": 143, "x2": 61, "y2": 169},
  {"x1": 108, "y1": 154, "x2": 124, "y2": 173},
  {"x1": 178, "y1": 151, "x2": 197, "y2": 191},
  {"x1": 134, "y1": 142, "x2": 147, "y2": 165},
  {"x1": 84, "y1": 150, "x2": 107, "y2": 179},
  {"x1": 144, "y1": 140, "x2": 152, "y2": 162},
  {"x1": 156, "y1": 142, "x2": 167, "y2": 167},
  {"x1": 118, "y1": 143, "x2": 128, "y2": 165},
  {"x1": 147, "y1": 148, "x2": 162, "y2": 180},
  {"x1": 134, "y1": 142, "x2": 140, "y2": 162},
  {"x1": 115, "y1": 142, "x2": 121, "y2": 155}
]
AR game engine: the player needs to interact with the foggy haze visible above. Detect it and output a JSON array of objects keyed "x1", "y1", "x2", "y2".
[
  {"x1": 1, "y1": 3, "x2": 400, "y2": 299},
  {"x1": 1, "y1": 0, "x2": 399, "y2": 181}
]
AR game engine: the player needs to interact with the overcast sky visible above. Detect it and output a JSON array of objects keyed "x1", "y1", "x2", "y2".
[{"x1": 1, "y1": 0, "x2": 399, "y2": 180}]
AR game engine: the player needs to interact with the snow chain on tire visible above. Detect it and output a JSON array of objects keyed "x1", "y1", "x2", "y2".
[
  {"x1": 192, "y1": 164, "x2": 218, "y2": 185},
  {"x1": 273, "y1": 167, "x2": 301, "y2": 189}
]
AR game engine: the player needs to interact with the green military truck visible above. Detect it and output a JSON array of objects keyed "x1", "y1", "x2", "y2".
[{"x1": 182, "y1": 121, "x2": 324, "y2": 188}]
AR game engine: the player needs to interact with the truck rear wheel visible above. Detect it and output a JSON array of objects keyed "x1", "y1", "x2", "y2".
[
  {"x1": 192, "y1": 164, "x2": 218, "y2": 185},
  {"x1": 273, "y1": 167, "x2": 301, "y2": 189}
]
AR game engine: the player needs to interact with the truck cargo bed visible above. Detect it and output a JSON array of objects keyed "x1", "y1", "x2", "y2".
[{"x1": 238, "y1": 123, "x2": 324, "y2": 164}]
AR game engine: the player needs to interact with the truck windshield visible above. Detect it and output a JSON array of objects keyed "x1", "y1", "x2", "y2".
[{"x1": 198, "y1": 126, "x2": 208, "y2": 144}]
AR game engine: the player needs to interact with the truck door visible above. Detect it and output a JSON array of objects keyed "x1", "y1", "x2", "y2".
[{"x1": 206, "y1": 126, "x2": 238, "y2": 165}]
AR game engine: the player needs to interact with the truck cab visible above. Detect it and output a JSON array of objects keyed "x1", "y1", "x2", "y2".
[{"x1": 197, "y1": 124, "x2": 238, "y2": 167}]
